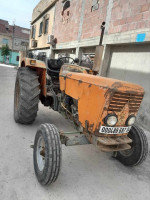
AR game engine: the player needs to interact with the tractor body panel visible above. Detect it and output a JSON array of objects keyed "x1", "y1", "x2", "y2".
[{"x1": 21, "y1": 57, "x2": 46, "y2": 69}]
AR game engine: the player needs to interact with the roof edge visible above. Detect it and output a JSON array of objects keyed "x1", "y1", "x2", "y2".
[{"x1": 31, "y1": 0, "x2": 58, "y2": 25}]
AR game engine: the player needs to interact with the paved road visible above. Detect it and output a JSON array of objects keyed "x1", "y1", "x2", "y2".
[{"x1": 0, "y1": 65, "x2": 150, "y2": 200}]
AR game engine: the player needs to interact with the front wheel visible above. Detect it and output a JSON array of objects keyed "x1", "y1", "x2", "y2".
[
  {"x1": 33, "y1": 124, "x2": 62, "y2": 185},
  {"x1": 116, "y1": 125, "x2": 148, "y2": 166}
]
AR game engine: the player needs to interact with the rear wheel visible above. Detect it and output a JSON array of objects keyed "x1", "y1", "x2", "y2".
[
  {"x1": 33, "y1": 124, "x2": 62, "y2": 185},
  {"x1": 14, "y1": 67, "x2": 40, "y2": 124},
  {"x1": 116, "y1": 125, "x2": 148, "y2": 166}
]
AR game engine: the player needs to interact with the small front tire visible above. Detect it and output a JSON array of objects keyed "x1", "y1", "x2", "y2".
[
  {"x1": 116, "y1": 125, "x2": 148, "y2": 166},
  {"x1": 33, "y1": 124, "x2": 62, "y2": 185}
]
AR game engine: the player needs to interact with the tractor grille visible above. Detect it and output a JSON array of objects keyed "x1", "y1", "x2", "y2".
[{"x1": 108, "y1": 92, "x2": 143, "y2": 113}]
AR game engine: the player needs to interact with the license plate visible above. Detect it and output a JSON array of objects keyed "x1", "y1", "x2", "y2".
[{"x1": 99, "y1": 126, "x2": 131, "y2": 134}]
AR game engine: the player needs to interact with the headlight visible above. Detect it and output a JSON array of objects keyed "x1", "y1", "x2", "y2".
[
  {"x1": 104, "y1": 114, "x2": 118, "y2": 127},
  {"x1": 126, "y1": 115, "x2": 136, "y2": 126}
]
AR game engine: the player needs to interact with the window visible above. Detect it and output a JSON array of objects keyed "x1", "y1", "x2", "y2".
[
  {"x1": 39, "y1": 22, "x2": 43, "y2": 36},
  {"x1": 44, "y1": 18, "x2": 49, "y2": 34},
  {"x1": 62, "y1": 1, "x2": 70, "y2": 15},
  {"x1": 91, "y1": 0, "x2": 99, "y2": 12},
  {"x1": 63, "y1": 1, "x2": 70, "y2": 11},
  {"x1": 16, "y1": 56, "x2": 19, "y2": 61},
  {"x1": 2, "y1": 38, "x2": 9, "y2": 45},
  {"x1": 31, "y1": 26, "x2": 36, "y2": 39}
]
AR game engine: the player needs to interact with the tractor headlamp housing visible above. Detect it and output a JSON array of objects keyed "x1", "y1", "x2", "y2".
[
  {"x1": 126, "y1": 115, "x2": 136, "y2": 126},
  {"x1": 104, "y1": 114, "x2": 118, "y2": 127}
]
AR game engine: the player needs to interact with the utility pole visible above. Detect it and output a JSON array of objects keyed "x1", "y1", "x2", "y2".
[{"x1": 11, "y1": 20, "x2": 15, "y2": 64}]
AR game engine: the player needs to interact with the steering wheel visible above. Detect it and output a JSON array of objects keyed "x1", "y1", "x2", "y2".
[{"x1": 57, "y1": 57, "x2": 75, "y2": 67}]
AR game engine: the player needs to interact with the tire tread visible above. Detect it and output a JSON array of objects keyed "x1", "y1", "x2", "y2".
[
  {"x1": 14, "y1": 67, "x2": 40, "y2": 124},
  {"x1": 116, "y1": 124, "x2": 148, "y2": 167},
  {"x1": 33, "y1": 124, "x2": 62, "y2": 185}
]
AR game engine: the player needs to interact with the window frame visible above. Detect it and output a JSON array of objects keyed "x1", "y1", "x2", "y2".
[
  {"x1": 2, "y1": 38, "x2": 9, "y2": 45},
  {"x1": 44, "y1": 18, "x2": 49, "y2": 34},
  {"x1": 39, "y1": 21, "x2": 43, "y2": 37},
  {"x1": 31, "y1": 26, "x2": 36, "y2": 39}
]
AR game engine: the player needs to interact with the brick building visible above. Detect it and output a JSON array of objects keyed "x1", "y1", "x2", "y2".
[
  {"x1": 30, "y1": 0, "x2": 150, "y2": 131},
  {"x1": 0, "y1": 19, "x2": 30, "y2": 65}
]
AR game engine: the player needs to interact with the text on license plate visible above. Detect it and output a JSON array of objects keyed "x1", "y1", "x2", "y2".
[{"x1": 99, "y1": 126, "x2": 131, "y2": 134}]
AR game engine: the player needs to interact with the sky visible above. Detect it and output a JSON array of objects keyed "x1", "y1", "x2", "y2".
[{"x1": 0, "y1": 0, "x2": 40, "y2": 29}]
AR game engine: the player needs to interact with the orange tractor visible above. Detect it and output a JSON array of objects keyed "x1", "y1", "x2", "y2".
[{"x1": 14, "y1": 23, "x2": 148, "y2": 186}]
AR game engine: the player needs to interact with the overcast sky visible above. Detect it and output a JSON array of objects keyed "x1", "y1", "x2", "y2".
[{"x1": 0, "y1": 0, "x2": 40, "y2": 29}]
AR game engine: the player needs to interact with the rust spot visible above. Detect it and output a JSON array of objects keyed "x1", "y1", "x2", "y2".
[
  {"x1": 85, "y1": 120, "x2": 89, "y2": 131},
  {"x1": 104, "y1": 88, "x2": 114, "y2": 99},
  {"x1": 103, "y1": 107, "x2": 107, "y2": 111},
  {"x1": 79, "y1": 80, "x2": 83, "y2": 84},
  {"x1": 111, "y1": 82, "x2": 123, "y2": 89},
  {"x1": 67, "y1": 73, "x2": 72, "y2": 77},
  {"x1": 88, "y1": 123, "x2": 94, "y2": 131}
]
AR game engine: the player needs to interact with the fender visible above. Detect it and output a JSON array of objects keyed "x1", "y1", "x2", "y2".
[{"x1": 20, "y1": 57, "x2": 47, "y2": 97}]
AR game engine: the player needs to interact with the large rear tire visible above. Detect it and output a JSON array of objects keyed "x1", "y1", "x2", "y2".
[
  {"x1": 14, "y1": 67, "x2": 40, "y2": 124},
  {"x1": 33, "y1": 124, "x2": 62, "y2": 185},
  {"x1": 116, "y1": 125, "x2": 148, "y2": 166}
]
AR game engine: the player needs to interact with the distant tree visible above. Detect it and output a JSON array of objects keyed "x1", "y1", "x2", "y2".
[{"x1": 1, "y1": 44, "x2": 10, "y2": 63}]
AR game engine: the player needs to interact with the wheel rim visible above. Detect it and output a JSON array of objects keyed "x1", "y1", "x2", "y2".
[
  {"x1": 15, "y1": 80, "x2": 20, "y2": 111},
  {"x1": 36, "y1": 136, "x2": 46, "y2": 171}
]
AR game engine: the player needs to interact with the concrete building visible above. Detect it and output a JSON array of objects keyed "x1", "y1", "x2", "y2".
[
  {"x1": 0, "y1": 19, "x2": 30, "y2": 65},
  {"x1": 30, "y1": 0, "x2": 56, "y2": 60},
  {"x1": 30, "y1": 0, "x2": 150, "y2": 131}
]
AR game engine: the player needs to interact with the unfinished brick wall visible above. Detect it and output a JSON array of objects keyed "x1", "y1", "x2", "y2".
[
  {"x1": 54, "y1": 0, "x2": 82, "y2": 43},
  {"x1": 32, "y1": 0, "x2": 150, "y2": 44},
  {"x1": 109, "y1": 0, "x2": 150, "y2": 34},
  {"x1": 54, "y1": 0, "x2": 108, "y2": 43},
  {"x1": 81, "y1": 0, "x2": 108, "y2": 39}
]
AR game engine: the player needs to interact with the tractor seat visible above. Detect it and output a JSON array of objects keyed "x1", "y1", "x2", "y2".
[{"x1": 47, "y1": 59, "x2": 62, "y2": 77}]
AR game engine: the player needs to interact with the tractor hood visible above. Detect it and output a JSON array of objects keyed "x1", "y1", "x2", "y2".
[
  {"x1": 65, "y1": 73, "x2": 144, "y2": 94},
  {"x1": 59, "y1": 71, "x2": 144, "y2": 135}
]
